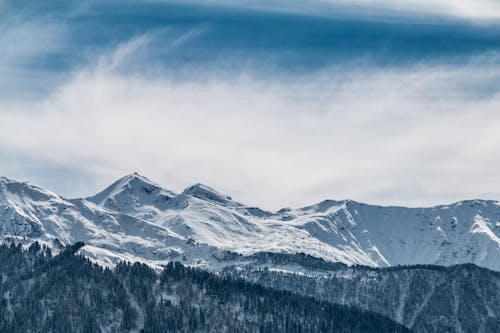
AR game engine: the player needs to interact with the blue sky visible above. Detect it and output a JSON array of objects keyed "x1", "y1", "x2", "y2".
[{"x1": 1, "y1": 0, "x2": 500, "y2": 209}]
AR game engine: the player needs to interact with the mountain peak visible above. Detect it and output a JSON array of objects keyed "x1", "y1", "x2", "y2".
[
  {"x1": 123, "y1": 172, "x2": 156, "y2": 186},
  {"x1": 86, "y1": 173, "x2": 176, "y2": 209},
  {"x1": 182, "y1": 183, "x2": 233, "y2": 204}
]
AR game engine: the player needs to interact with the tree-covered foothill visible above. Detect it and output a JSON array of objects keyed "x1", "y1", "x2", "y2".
[
  {"x1": 221, "y1": 252, "x2": 500, "y2": 333},
  {"x1": 0, "y1": 242, "x2": 410, "y2": 333}
]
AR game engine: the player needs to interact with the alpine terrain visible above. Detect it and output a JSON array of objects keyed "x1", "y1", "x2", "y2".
[
  {"x1": 1, "y1": 173, "x2": 499, "y2": 270},
  {"x1": 1, "y1": 174, "x2": 499, "y2": 332}
]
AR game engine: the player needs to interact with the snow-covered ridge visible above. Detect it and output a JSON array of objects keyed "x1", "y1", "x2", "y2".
[{"x1": 1, "y1": 174, "x2": 500, "y2": 271}]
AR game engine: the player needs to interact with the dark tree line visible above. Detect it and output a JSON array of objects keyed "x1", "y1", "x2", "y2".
[
  {"x1": 0, "y1": 242, "x2": 410, "y2": 332},
  {"x1": 221, "y1": 252, "x2": 500, "y2": 333}
]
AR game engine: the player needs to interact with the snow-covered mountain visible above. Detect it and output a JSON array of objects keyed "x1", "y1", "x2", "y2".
[{"x1": 1, "y1": 174, "x2": 499, "y2": 271}]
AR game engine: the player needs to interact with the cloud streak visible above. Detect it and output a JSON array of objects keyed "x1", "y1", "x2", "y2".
[
  {"x1": 322, "y1": 0, "x2": 500, "y2": 19},
  {"x1": 0, "y1": 16, "x2": 67, "y2": 100},
  {"x1": 173, "y1": 0, "x2": 500, "y2": 20}
]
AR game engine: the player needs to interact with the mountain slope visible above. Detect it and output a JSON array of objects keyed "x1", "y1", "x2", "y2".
[
  {"x1": 1, "y1": 174, "x2": 500, "y2": 271},
  {"x1": 0, "y1": 176, "x2": 224, "y2": 268},
  {"x1": 221, "y1": 254, "x2": 500, "y2": 333}
]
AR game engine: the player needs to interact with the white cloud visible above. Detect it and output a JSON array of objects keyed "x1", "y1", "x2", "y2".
[
  {"x1": 323, "y1": 0, "x2": 500, "y2": 19},
  {"x1": 1, "y1": 37, "x2": 499, "y2": 209}
]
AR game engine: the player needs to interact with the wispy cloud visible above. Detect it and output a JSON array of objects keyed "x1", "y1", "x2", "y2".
[
  {"x1": 0, "y1": 17, "x2": 67, "y2": 100},
  {"x1": 95, "y1": 26, "x2": 210, "y2": 73},
  {"x1": 174, "y1": 0, "x2": 500, "y2": 20},
  {"x1": 318, "y1": 0, "x2": 500, "y2": 19},
  {"x1": 97, "y1": 34, "x2": 154, "y2": 72},
  {"x1": 1, "y1": 33, "x2": 499, "y2": 209}
]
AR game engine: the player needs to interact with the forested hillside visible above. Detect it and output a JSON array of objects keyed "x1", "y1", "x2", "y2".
[
  {"x1": 0, "y1": 242, "x2": 409, "y2": 333},
  {"x1": 222, "y1": 252, "x2": 500, "y2": 333}
]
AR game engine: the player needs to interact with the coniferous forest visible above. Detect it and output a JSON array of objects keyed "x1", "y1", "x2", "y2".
[
  {"x1": 222, "y1": 253, "x2": 500, "y2": 333},
  {"x1": 0, "y1": 242, "x2": 409, "y2": 333}
]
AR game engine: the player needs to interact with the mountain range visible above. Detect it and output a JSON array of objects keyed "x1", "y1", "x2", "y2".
[
  {"x1": 1, "y1": 173, "x2": 499, "y2": 271},
  {"x1": 2, "y1": 173, "x2": 500, "y2": 332}
]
